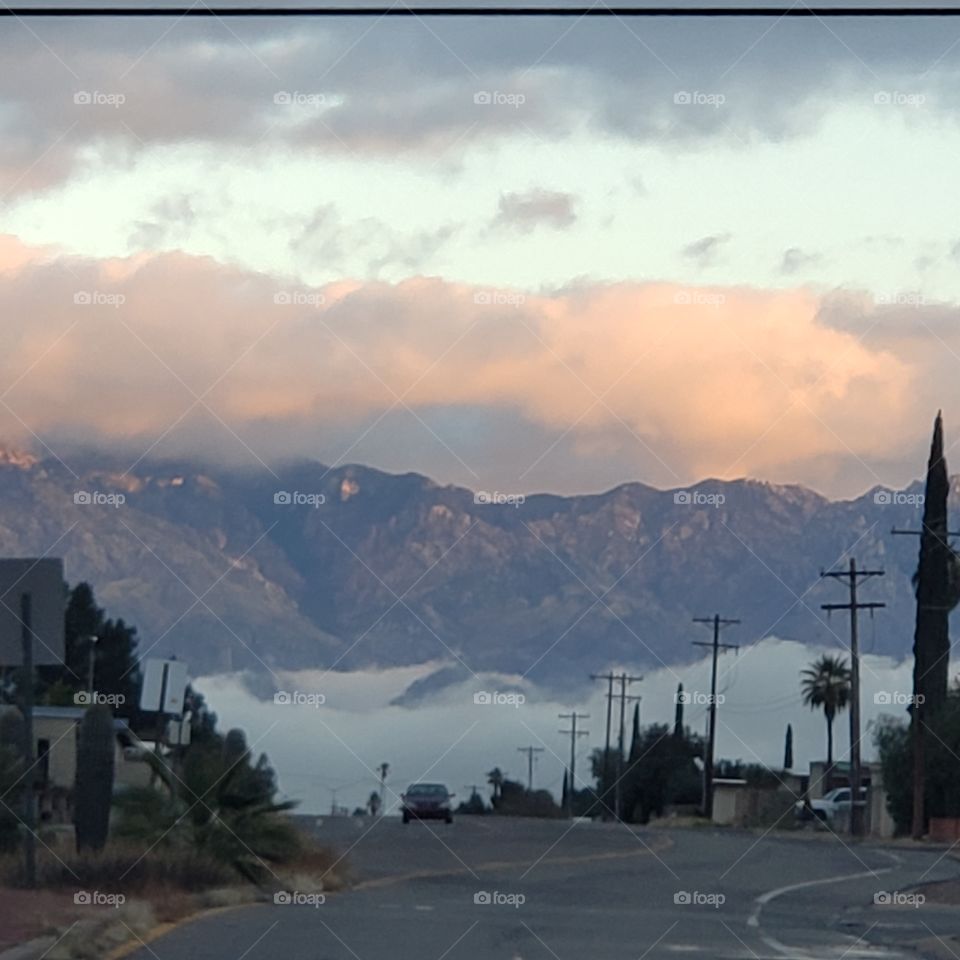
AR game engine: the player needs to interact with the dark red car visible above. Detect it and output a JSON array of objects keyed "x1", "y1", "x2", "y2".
[{"x1": 401, "y1": 783, "x2": 454, "y2": 823}]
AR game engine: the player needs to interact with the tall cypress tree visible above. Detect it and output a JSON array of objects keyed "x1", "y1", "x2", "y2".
[
  {"x1": 629, "y1": 703, "x2": 641, "y2": 760},
  {"x1": 913, "y1": 411, "x2": 952, "y2": 715},
  {"x1": 911, "y1": 411, "x2": 955, "y2": 837},
  {"x1": 783, "y1": 723, "x2": 793, "y2": 771},
  {"x1": 674, "y1": 684, "x2": 684, "y2": 738}
]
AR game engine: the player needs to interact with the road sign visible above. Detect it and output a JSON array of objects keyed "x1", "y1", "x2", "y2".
[
  {"x1": 140, "y1": 658, "x2": 188, "y2": 714},
  {"x1": 0, "y1": 558, "x2": 65, "y2": 666}
]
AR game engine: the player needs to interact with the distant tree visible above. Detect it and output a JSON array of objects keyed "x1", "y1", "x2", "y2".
[
  {"x1": 874, "y1": 715, "x2": 912, "y2": 834},
  {"x1": 800, "y1": 654, "x2": 850, "y2": 771},
  {"x1": 783, "y1": 724, "x2": 793, "y2": 771},
  {"x1": 457, "y1": 790, "x2": 487, "y2": 815},
  {"x1": 486, "y1": 767, "x2": 504, "y2": 803},
  {"x1": 674, "y1": 684, "x2": 684, "y2": 738},
  {"x1": 37, "y1": 583, "x2": 141, "y2": 721},
  {"x1": 629, "y1": 703, "x2": 641, "y2": 760},
  {"x1": 593, "y1": 723, "x2": 703, "y2": 824},
  {"x1": 493, "y1": 779, "x2": 563, "y2": 818}
]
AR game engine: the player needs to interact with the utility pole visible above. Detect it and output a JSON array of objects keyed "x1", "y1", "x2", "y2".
[
  {"x1": 377, "y1": 762, "x2": 389, "y2": 815},
  {"x1": 821, "y1": 557, "x2": 885, "y2": 838},
  {"x1": 558, "y1": 712, "x2": 589, "y2": 817},
  {"x1": 516, "y1": 745, "x2": 545, "y2": 791},
  {"x1": 590, "y1": 672, "x2": 615, "y2": 819},
  {"x1": 614, "y1": 673, "x2": 642, "y2": 820},
  {"x1": 692, "y1": 615, "x2": 740, "y2": 821},
  {"x1": 85, "y1": 635, "x2": 98, "y2": 696}
]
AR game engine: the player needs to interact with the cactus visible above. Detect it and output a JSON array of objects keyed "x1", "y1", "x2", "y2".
[{"x1": 74, "y1": 705, "x2": 115, "y2": 852}]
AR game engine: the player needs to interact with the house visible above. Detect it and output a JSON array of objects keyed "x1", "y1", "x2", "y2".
[{"x1": 0, "y1": 705, "x2": 153, "y2": 824}]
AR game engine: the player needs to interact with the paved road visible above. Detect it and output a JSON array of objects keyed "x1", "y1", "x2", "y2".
[{"x1": 130, "y1": 818, "x2": 960, "y2": 960}]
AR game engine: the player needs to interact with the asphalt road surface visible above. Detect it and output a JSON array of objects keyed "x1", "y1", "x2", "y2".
[{"x1": 130, "y1": 817, "x2": 960, "y2": 960}]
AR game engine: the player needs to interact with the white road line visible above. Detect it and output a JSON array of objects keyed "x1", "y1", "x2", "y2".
[{"x1": 749, "y1": 851, "x2": 903, "y2": 960}]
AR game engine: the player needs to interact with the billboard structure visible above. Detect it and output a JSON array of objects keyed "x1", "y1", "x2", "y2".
[{"x1": 0, "y1": 558, "x2": 65, "y2": 666}]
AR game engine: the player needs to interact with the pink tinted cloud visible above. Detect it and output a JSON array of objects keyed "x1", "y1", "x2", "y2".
[{"x1": 0, "y1": 235, "x2": 918, "y2": 485}]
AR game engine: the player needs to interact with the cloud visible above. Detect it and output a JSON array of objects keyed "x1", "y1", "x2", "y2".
[
  {"x1": 493, "y1": 189, "x2": 577, "y2": 233},
  {"x1": 0, "y1": 235, "x2": 927, "y2": 496},
  {"x1": 682, "y1": 233, "x2": 731, "y2": 267},
  {"x1": 3, "y1": 16, "x2": 959, "y2": 197},
  {"x1": 780, "y1": 247, "x2": 822, "y2": 275}
]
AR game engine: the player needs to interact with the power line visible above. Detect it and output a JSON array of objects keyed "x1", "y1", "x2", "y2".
[
  {"x1": 516, "y1": 745, "x2": 545, "y2": 791},
  {"x1": 558, "y1": 712, "x2": 589, "y2": 817},
  {"x1": 692, "y1": 614, "x2": 740, "y2": 820},
  {"x1": 820, "y1": 557, "x2": 884, "y2": 838}
]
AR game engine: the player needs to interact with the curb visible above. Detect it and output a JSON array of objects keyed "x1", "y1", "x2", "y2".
[{"x1": 0, "y1": 937, "x2": 57, "y2": 960}]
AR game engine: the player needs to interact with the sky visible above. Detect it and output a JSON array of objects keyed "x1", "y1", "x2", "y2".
[{"x1": 4, "y1": 9, "x2": 960, "y2": 497}]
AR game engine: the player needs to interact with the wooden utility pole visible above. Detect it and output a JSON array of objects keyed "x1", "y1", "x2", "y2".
[
  {"x1": 614, "y1": 673, "x2": 642, "y2": 820},
  {"x1": 516, "y1": 745, "x2": 545, "y2": 791},
  {"x1": 820, "y1": 557, "x2": 884, "y2": 838},
  {"x1": 590, "y1": 672, "x2": 616, "y2": 819},
  {"x1": 558, "y1": 712, "x2": 589, "y2": 816},
  {"x1": 692, "y1": 615, "x2": 740, "y2": 820}
]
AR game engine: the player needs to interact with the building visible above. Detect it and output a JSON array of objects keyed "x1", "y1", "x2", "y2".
[{"x1": 0, "y1": 705, "x2": 153, "y2": 824}]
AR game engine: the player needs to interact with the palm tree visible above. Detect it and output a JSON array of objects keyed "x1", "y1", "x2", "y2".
[
  {"x1": 800, "y1": 654, "x2": 851, "y2": 773},
  {"x1": 486, "y1": 767, "x2": 504, "y2": 804}
]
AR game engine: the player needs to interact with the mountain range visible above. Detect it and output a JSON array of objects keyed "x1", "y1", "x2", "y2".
[{"x1": 0, "y1": 446, "x2": 948, "y2": 692}]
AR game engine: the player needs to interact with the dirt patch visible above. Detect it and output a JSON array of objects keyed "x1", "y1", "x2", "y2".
[
  {"x1": 0, "y1": 887, "x2": 83, "y2": 952},
  {"x1": 915, "y1": 878, "x2": 960, "y2": 905}
]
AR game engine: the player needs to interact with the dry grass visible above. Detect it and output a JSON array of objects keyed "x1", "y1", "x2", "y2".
[
  {"x1": 0, "y1": 842, "x2": 235, "y2": 895},
  {"x1": 277, "y1": 836, "x2": 348, "y2": 891}
]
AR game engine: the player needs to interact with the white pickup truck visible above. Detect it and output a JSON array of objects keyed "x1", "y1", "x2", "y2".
[{"x1": 795, "y1": 786, "x2": 868, "y2": 823}]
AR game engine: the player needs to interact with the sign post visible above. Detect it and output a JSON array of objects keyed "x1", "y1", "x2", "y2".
[{"x1": 0, "y1": 558, "x2": 66, "y2": 888}]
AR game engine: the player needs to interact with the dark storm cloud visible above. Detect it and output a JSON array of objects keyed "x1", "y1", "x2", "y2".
[
  {"x1": 3, "y1": 14, "x2": 960, "y2": 197},
  {"x1": 682, "y1": 233, "x2": 731, "y2": 267},
  {"x1": 494, "y1": 189, "x2": 577, "y2": 232}
]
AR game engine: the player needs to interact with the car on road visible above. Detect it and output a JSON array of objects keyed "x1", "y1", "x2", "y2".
[
  {"x1": 795, "y1": 786, "x2": 867, "y2": 823},
  {"x1": 401, "y1": 783, "x2": 454, "y2": 823}
]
